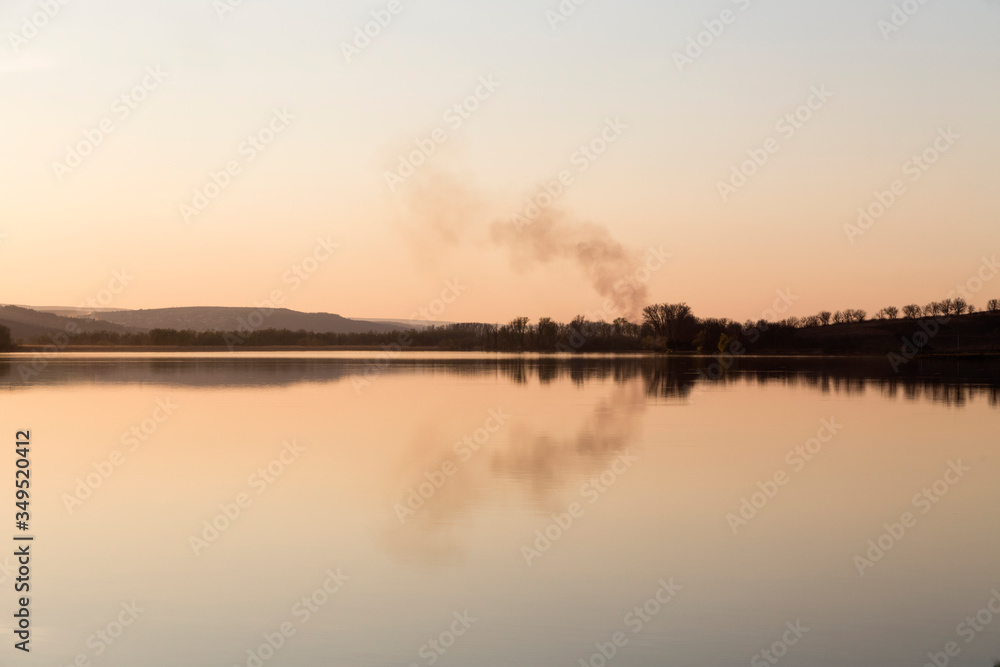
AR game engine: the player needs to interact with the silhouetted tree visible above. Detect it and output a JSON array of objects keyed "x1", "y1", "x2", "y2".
[
  {"x1": 925, "y1": 301, "x2": 947, "y2": 316},
  {"x1": 536, "y1": 317, "x2": 558, "y2": 348},
  {"x1": 989, "y1": 299, "x2": 1000, "y2": 312},
  {"x1": 884, "y1": 306, "x2": 899, "y2": 319},
  {"x1": 0, "y1": 324, "x2": 12, "y2": 351},
  {"x1": 818, "y1": 311, "x2": 832, "y2": 326},
  {"x1": 509, "y1": 317, "x2": 529, "y2": 349},
  {"x1": 642, "y1": 305, "x2": 667, "y2": 339},
  {"x1": 903, "y1": 304, "x2": 922, "y2": 319}
]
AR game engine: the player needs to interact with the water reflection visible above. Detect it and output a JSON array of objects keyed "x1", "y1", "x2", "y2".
[
  {"x1": 1, "y1": 353, "x2": 998, "y2": 666},
  {"x1": 3, "y1": 353, "x2": 998, "y2": 408}
]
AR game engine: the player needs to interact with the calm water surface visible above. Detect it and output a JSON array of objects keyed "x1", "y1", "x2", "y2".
[{"x1": 1, "y1": 353, "x2": 997, "y2": 666}]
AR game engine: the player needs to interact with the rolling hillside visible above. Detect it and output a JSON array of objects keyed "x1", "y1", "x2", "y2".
[
  {"x1": 93, "y1": 307, "x2": 408, "y2": 335},
  {"x1": 0, "y1": 306, "x2": 138, "y2": 340}
]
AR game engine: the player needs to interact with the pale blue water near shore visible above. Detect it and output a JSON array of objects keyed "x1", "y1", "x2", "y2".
[{"x1": 1, "y1": 353, "x2": 997, "y2": 666}]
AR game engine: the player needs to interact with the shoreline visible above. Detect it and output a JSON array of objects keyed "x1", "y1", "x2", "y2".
[{"x1": 3, "y1": 346, "x2": 999, "y2": 360}]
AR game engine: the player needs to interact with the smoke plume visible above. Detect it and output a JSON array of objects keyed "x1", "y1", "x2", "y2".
[{"x1": 490, "y1": 209, "x2": 649, "y2": 319}]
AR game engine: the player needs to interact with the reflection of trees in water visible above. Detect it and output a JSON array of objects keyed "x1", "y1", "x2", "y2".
[
  {"x1": 3, "y1": 354, "x2": 998, "y2": 408},
  {"x1": 641, "y1": 362, "x2": 697, "y2": 400},
  {"x1": 378, "y1": 355, "x2": 999, "y2": 564},
  {"x1": 685, "y1": 356, "x2": 1000, "y2": 408},
  {"x1": 492, "y1": 356, "x2": 1000, "y2": 407}
]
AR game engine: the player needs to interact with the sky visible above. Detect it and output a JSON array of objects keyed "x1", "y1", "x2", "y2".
[{"x1": 1, "y1": 0, "x2": 998, "y2": 323}]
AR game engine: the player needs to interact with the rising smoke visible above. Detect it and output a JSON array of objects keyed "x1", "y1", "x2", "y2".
[
  {"x1": 490, "y1": 209, "x2": 650, "y2": 319},
  {"x1": 395, "y1": 170, "x2": 651, "y2": 318}
]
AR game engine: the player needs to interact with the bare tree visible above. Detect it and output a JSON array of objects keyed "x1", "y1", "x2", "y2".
[
  {"x1": 926, "y1": 301, "x2": 948, "y2": 316},
  {"x1": 509, "y1": 317, "x2": 529, "y2": 348},
  {"x1": 818, "y1": 311, "x2": 832, "y2": 326},
  {"x1": 989, "y1": 299, "x2": 1000, "y2": 312},
  {"x1": 642, "y1": 305, "x2": 667, "y2": 339},
  {"x1": 902, "y1": 304, "x2": 922, "y2": 319},
  {"x1": 643, "y1": 303, "x2": 694, "y2": 348},
  {"x1": 536, "y1": 317, "x2": 558, "y2": 347},
  {"x1": 884, "y1": 306, "x2": 899, "y2": 320}
]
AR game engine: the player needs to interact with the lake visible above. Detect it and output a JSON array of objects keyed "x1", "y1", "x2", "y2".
[{"x1": 1, "y1": 353, "x2": 998, "y2": 666}]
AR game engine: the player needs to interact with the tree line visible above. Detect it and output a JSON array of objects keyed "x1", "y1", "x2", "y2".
[{"x1": 5, "y1": 297, "x2": 1000, "y2": 354}]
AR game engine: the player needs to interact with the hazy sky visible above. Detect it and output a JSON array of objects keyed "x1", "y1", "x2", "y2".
[{"x1": 1, "y1": 0, "x2": 998, "y2": 323}]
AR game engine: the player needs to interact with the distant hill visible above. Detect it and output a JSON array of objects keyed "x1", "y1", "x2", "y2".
[
  {"x1": 0, "y1": 306, "x2": 138, "y2": 340},
  {"x1": 93, "y1": 307, "x2": 408, "y2": 335}
]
